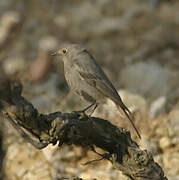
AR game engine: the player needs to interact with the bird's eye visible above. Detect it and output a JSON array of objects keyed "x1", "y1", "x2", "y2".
[{"x1": 63, "y1": 49, "x2": 67, "y2": 54}]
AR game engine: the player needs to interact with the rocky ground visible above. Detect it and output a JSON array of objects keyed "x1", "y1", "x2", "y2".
[{"x1": 0, "y1": 0, "x2": 179, "y2": 179}]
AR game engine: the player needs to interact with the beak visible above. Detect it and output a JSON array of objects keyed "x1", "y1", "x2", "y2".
[{"x1": 51, "y1": 52, "x2": 58, "y2": 56}]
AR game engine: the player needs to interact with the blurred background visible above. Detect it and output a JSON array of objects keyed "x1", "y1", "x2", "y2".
[{"x1": 0, "y1": 0, "x2": 179, "y2": 179}]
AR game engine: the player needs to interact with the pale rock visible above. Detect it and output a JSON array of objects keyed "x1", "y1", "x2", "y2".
[
  {"x1": 168, "y1": 175, "x2": 179, "y2": 180},
  {"x1": 118, "y1": 90, "x2": 148, "y2": 113},
  {"x1": 6, "y1": 143, "x2": 20, "y2": 160},
  {"x1": 155, "y1": 117, "x2": 169, "y2": 137},
  {"x1": 149, "y1": 96, "x2": 166, "y2": 119},
  {"x1": 94, "y1": 89, "x2": 148, "y2": 121},
  {"x1": 0, "y1": 11, "x2": 21, "y2": 45},
  {"x1": 80, "y1": 168, "x2": 129, "y2": 180},
  {"x1": 42, "y1": 144, "x2": 58, "y2": 162},
  {"x1": 39, "y1": 36, "x2": 58, "y2": 51},
  {"x1": 16, "y1": 168, "x2": 28, "y2": 178},
  {"x1": 3, "y1": 57, "x2": 26, "y2": 75},
  {"x1": 23, "y1": 162, "x2": 52, "y2": 180},
  {"x1": 168, "y1": 110, "x2": 179, "y2": 140},
  {"x1": 140, "y1": 136, "x2": 160, "y2": 155},
  {"x1": 159, "y1": 137, "x2": 172, "y2": 150},
  {"x1": 1, "y1": 11, "x2": 20, "y2": 27},
  {"x1": 120, "y1": 62, "x2": 171, "y2": 98},
  {"x1": 153, "y1": 154, "x2": 163, "y2": 167},
  {"x1": 163, "y1": 149, "x2": 179, "y2": 176}
]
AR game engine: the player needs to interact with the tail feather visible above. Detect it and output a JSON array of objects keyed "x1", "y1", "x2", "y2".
[{"x1": 117, "y1": 103, "x2": 141, "y2": 139}]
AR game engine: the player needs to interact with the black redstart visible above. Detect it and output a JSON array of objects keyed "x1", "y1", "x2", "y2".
[{"x1": 52, "y1": 44, "x2": 141, "y2": 139}]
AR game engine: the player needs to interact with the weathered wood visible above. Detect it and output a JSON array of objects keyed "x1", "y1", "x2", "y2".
[{"x1": 0, "y1": 71, "x2": 168, "y2": 180}]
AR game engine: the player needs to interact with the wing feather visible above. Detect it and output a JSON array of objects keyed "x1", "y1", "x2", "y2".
[{"x1": 74, "y1": 51, "x2": 121, "y2": 103}]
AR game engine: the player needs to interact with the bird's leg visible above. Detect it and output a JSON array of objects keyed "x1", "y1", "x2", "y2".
[
  {"x1": 81, "y1": 102, "x2": 96, "y2": 113},
  {"x1": 73, "y1": 102, "x2": 96, "y2": 120},
  {"x1": 89, "y1": 103, "x2": 98, "y2": 116},
  {"x1": 75, "y1": 101, "x2": 96, "y2": 114}
]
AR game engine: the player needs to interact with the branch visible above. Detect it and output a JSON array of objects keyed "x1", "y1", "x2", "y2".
[{"x1": 0, "y1": 71, "x2": 168, "y2": 180}]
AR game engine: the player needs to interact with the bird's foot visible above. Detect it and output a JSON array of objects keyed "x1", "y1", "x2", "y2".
[
  {"x1": 80, "y1": 102, "x2": 96, "y2": 113},
  {"x1": 88, "y1": 103, "x2": 98, "y2": 116},
  {"x1": 73, "y1": 102, "x2": 97, "y2": 120},
  {"x1": 72, "y1": 110, "x2": 87, "y2": 119}
]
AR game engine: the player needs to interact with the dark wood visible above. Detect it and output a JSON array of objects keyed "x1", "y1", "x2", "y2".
[{"x1": 0, "y1": 71, "x2": 168, "y2": 180}]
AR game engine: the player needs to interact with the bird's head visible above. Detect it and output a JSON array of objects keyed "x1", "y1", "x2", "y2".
[{"x1": 51, "y1": 44, "x2": 85, "y2": 61}]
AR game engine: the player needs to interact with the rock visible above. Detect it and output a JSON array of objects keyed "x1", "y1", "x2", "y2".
[
  {"x1": 149, "y1": 96, "x2": 166, "y2": 119},
  {"x1": 159, "y1": 136, "x2": 172, "y2": 150},
  {"x1": 163, "y1": 148, "x2": 179, "y2": 176},
  {"x1": 42, "y1": 144, "x2": 58, "y2": 162},
  {"x1": 153, "y1": 154, "x2": 163, "y2": 167},
  {"x1": 168, "y1": 110, "x2": 179, "y2": 145},
  {"x1": 80, "y1": 167, "x2": 129, "y2": 180},
  {"x1": 22, "y1": 162, "x2": 52, "y2": 180},
  {"x1": 3, "y1": 56, "x2": 26, "y2": 75},
  {"x1": 140, "y1": 136, "x2": 160, "y2": 155},
  {"x1": 118, "y1": 90, "x2": 148, "y2": 113},
  {"x1": 28, "y1": 36, "x2": 58, "y2": 83},
  {"x1": 94, "y1": 89, "x2": 148, "y2": 121},
  {"x1": 38, "y1": 36, "x2": 58, "y2": 51},
  {"x1": 1, "y1": 11, "x2": 20, "y2": 28},
  {"x1": 4, "y1": 141, "x2": 52, "y2": 180},
  {"x1": 152, "y1": 115, "x2": 169, "y2": 137},
  {"x1": 168, "y1": 175, "x2": 179, "y2": 180},
  {"x1": 0, "y1": 11, "x2": 21, "y2": 47},
  {"x1": 26, "y1": 73, "x2": 63, "y2": 112},
  {"x1": 120, "y1": 62, "x2": 172, "y2": 99}
]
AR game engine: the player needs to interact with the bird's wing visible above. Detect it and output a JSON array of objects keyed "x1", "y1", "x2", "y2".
[{"x1": 74, "y1": 51, "x2": 121, "y2": 103}]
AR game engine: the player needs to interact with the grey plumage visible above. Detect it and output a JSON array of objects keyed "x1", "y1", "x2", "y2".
[{"x1": 53, "y1": 44, "x2": 141, "y2": 139}]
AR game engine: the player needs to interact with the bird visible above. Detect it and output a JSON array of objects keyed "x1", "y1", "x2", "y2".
[{"x1": 52, "y1": 44, "x2": 141, "y2": 139}]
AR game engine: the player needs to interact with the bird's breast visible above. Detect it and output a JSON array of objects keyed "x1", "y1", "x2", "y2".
[{"x1": 64, "y1": 64, "x2": 81, "y2": 90}]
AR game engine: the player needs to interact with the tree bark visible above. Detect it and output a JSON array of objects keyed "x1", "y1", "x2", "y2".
[{"x1": 0, "y1": 70, "x2": 168, "y2": 180}]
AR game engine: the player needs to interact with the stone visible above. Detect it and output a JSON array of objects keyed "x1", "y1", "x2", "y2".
[
  {"x1": 159, "y1": 136, "x2": 172, "y2": 150},
  {"x1": 120, "y1": 62, "x2": 171, "y2": 99},
  {"x1": 163, "y1": 148, "x2": 179, "y2": 176}
]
